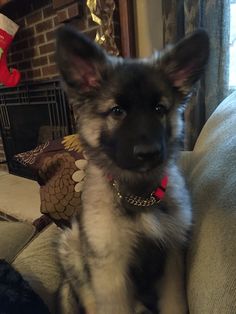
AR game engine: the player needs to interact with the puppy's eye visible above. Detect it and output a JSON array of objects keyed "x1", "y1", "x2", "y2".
[
  {"x1": 155, "y1": 104, "x2": 167, "y2": 116},
  {"x1": 110, "y1": 105, "x2": 126, "y2": 118}
]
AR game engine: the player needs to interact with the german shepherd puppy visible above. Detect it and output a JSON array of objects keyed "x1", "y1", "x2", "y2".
[{"x1": 56, "y1": 27, "x2": 209, "y2": 314}]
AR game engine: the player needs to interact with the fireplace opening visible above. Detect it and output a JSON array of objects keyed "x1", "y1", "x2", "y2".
[{"x1": 0, "y1": 80, "x2": 74, "y2": 179}]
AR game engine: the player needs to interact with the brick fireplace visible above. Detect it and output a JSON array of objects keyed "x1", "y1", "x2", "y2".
[{"x1": 0, "y1": 0, "x2": 126, "y2": 175}]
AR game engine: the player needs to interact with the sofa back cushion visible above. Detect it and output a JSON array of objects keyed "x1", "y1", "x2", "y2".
[
  {"x1": 189, "y1": 90, "x2": 236, "y2": 210},
  {"x1": 186, "y1": 91, "x2": 236, "y2": 313}
]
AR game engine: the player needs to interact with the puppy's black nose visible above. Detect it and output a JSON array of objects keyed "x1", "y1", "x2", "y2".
[{"x1": 133, "y1": 143, "x2": 162, "y2": 161}]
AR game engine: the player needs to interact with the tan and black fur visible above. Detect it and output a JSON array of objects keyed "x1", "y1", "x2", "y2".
[{"x1": 56, "y1": 27, "x2": 209, "y2": 314}]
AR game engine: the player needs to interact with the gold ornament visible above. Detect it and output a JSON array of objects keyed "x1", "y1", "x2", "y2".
[{"x1": 86, "y1": 0, "x2": 119, "y2": 56}]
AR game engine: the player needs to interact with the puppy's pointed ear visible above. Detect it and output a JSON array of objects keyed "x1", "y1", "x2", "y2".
[
  {"x1": 56, "y1": 26, "x2": 109, "y2": 92},
  {"x1": 158, "y1": 30, "x2": 209, "y2": 96}
]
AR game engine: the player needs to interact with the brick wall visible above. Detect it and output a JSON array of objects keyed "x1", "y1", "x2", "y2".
[{"x1": 6, "y1": 0, "x2": 101, "y2": 82}]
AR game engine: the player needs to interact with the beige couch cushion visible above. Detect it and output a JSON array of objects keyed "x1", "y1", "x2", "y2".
[
  {"x1": 0, "y1": 172, "x2": 41, "y2": 221},
  {"x1": 13, "y1": 224, "x2": 62, "y2": 314},
  {"x1": 186, "y1": 91, "x2": 236, "y2": 313},
  {"x1": 0, "y1": 221, "x2": 35, "y2": 263}
]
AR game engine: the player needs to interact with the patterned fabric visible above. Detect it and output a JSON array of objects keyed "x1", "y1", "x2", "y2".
[
  {"x1": 162, "y1": 0, "x2": 230, "y2": 148},
  {"x1": 14, "y1": 135, "x2": 86, "y2": 227},
  {"x1": 15, "y1": 142, "x2": 50, "y2": 167}
]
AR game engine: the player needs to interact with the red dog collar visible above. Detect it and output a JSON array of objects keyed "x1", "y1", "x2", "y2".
[{"x1": 153, "y1": 175, "x2": 168, "y2": 201}]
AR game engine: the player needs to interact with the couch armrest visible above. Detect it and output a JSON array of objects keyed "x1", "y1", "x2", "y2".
[
  {"x1": 12, "y1": 225, "x2": 62, "y2": 314},
  {"x1": 0, "y1": 222, "x2": 35, "y2": 263}
]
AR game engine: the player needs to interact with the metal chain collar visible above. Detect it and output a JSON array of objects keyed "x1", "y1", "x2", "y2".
[{"x1": 112, "y1": 181, "x2": 161, "y2": 207}]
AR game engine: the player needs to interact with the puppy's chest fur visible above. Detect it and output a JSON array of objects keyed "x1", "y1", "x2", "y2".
[
  {"x1": 79, "y1": 164, "x2": 186, "y2": 292},
  {"x1": 81, "y1": 164, "x2": 161, "y2": 259}
]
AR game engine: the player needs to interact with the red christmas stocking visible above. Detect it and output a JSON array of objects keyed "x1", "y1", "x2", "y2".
[{"x1": 0, "y1": 13, "x2": 21, "y2": 87}]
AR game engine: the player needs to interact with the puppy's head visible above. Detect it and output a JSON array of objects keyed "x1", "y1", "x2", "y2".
[{"x1": 56, "y1": 27, "x2": 209, "y2": 177}]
